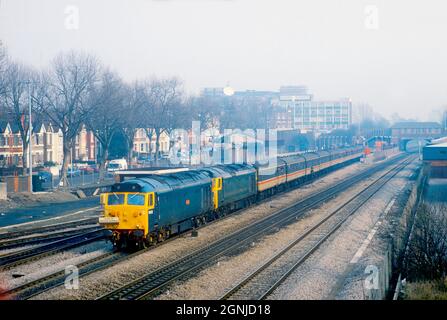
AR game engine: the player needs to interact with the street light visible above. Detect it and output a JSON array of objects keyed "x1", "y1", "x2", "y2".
[
  {"x1": 19, "y1": 80, "x2": 33, "y2": 193},
  {"x1": 28, "y1": 81, "x2": 32, "y2": 193}
]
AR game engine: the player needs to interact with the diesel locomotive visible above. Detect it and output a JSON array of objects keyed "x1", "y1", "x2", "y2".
[{"x1": 99, "y1": 147, "x2": 364, "y2": 249}]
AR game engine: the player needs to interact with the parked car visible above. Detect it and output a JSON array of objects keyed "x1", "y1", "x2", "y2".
[
  {"x1": 107, "y1": 159, "x2": 128, "y2": 172},
  {"x1": 37, "y1": 171, "x2": 52, "y2": 182},
  {"x1": 80, "y1": 166, "x2": 95, "y2": 174}
]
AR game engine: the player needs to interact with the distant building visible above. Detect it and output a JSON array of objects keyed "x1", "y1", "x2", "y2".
[
  {"x1": 279, "y1": 86, "x2": 313, "y2": 101},
  {"x1": 200, "y1": 85, "x2": 352, "y2": 132},
  {"x1": 201, "y1": 87, "x2": 279, "y2": 100},
  {"x1": 201, "y1": 87, "x2": 226, "y2": 97},
  {"x1": 233, "y1": 90, "x2": 278, "y2": 100},
  {"x1": 390, "y1": 122, "x2": 443, "y2": 139},
  {"x1": 43, "y1": 123, "x2": 64, "y2": 165},
  {"x1": 390, "y1": 121, "x2": 443, "y2": 150},
  {"x1": 72, "y1": 125, "x2": 96, "y2": 163},
  {"x1": 276, "y1": 129, "x2": 314, "y2": 153},
  {"x1": 0, "y1": 120, "x2": 22, "y2": 167},
  {"x1": 133, "y1": 129, "x2": 170, "y2": 158},
  {"x1": 0, "y1": 120, "x2": 65, "y2": 168},
  {"x1": 276, "y1": 87, "x2": 352, "y2": 132}
]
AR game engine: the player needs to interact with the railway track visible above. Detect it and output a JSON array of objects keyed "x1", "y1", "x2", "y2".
[
  {"x1": 97, "y1": 154, "x2": 412, "y2": 300},
  {"x1": 4, "y1": 157, "x2": 365, "y2": 299},
  {"x1": 0, "y1": 228, "x2": 108, "y2": 270},
  {"x1": 0, "y1": 217, "x2": 99, "y2": 241},
  {"x1": 0, "y1": 225, "x2": 101, "y2": 251},
  {"x1": 220, "y1": 156, "x2": 414, "y2": 300},
  {"x1": 6, "y1": 191, "x2": 285, "y2": 299},
  {"x1": 4, "y1": 250, "x2": 127, "y2": 299}
]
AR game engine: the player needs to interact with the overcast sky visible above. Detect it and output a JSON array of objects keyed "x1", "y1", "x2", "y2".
[{"x1": 1, "y1": 0, "x2": 446, "y2": 121}]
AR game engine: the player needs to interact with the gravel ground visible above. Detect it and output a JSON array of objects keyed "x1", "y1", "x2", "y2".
[
  {"x1": 1, "y1": 240, "x2": 112, "y2": 291},
  {"x1": 268, "y1": 160, "x2": 418, "y2": 300},
  {"x1": 334, "y1": 164, "x2": 418, "y2": 300},
  {"x1": 0, "y1": 244, "x2": 41, "y2": 257},
  {"x1": 30, "y1": 154, "x2": 402, "y2": 300},
  {"x1": 0, "y1": 191, "x2": 79, "y2": 211}
]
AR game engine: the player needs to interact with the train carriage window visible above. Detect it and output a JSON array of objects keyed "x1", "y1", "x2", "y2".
[
  {"x1": 108, "y1": 193, "x2": 124, "y2": 205},
  {"x1": 127, "y1": 193, "x2": 146, "y2": 206}
]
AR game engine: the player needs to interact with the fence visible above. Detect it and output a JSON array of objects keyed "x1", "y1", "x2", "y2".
[{"x1": 0, "y1": 175, "x2": 30, "y2": 193}]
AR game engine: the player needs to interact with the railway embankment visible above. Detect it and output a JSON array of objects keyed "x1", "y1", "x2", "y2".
[{"x1": 400, "y1": 170, "x2": 447, "y2": 299}]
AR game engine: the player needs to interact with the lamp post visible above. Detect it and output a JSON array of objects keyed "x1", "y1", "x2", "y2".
[
  {"x1": 18, "y1": 80, "x2": 34, "y2": 193},
  {"x1": 28, "y1": 81, "x2": 32, "y2": 193}
]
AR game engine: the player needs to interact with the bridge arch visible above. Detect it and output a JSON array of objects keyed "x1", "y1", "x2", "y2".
[{"x1": 401, "y1": 138, "x2": 431, "y2": 152}]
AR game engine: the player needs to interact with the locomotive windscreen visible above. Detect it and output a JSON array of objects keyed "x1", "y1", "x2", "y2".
[{"x1": 111, "y1": 182, "x2": 143, "y2": 192}]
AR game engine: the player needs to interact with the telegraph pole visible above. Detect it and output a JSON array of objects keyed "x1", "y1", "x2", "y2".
[{"x1": 27, "y1": 81, "x2": 33, "y2": 193}]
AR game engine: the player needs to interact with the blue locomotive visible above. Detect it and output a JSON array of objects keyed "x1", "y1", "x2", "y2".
[{"x1": 99, "y1": 147, "x2": 364, "y2": 249}]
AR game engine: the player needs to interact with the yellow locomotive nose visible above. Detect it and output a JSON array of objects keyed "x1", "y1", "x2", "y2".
[{"x1": 99, "y1": 192, "x2": 155, "y2": 248}]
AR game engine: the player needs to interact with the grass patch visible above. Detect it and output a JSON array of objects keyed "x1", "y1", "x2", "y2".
[{"x1": 405, "y1": 278, "x2": 447, "y2": 300}]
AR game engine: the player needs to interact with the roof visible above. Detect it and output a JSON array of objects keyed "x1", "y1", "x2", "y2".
[
  {"x1": 8, "y1": 121, "x2": 20, "y2": 134},
  {"x1": 114, "y1": 168, "x2": 189, "y2": 176},
  {"x1": 0, "y1": 120, "x2": 9, "y2": 133},
  {"x1": 430, "y1": 137, "x2": 447, "y2": 144},
  {"x1": 425, "y1": 142, "x2": 447, "y2": 148},
  {"x1": 391, "y1": 122, "x2": 442, "y2": 129}
]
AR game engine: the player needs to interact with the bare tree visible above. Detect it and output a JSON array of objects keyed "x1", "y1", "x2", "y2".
[
  {"x1": 85, "y1": 69, "x2": 125, "y2": 181},
  {"x1": 407, "y1": 203, "x2": 447, "y2": 281},
  {"x1": 121, "y1": 82, "x2": 144, "y2": 165},
  {"x1": 188, "y1": 96, "x2": 217, "y2": 129},
  {"x1": 0, "y1": 41, "x2": 8, "y2": 97},
  {"x1": 141, "y1": 77, "x2": 183, "y2": 163},
  {"x1": 1, "y1": 61, "x2": 38, "y2": 169},
  {"x1": 164, "y1": 99, "x2": 190, "y2": 152},
  {"x1": 234, "y1": 96, "x2": 272, "y2": 130},
  {"x1": 35, "y1": 51, "x2": 100, "y2": 187}
]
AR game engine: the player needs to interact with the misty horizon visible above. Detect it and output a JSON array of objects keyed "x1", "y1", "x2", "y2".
[{"x1": 1, "y1": 0, "x2": 447, "y2": 122}]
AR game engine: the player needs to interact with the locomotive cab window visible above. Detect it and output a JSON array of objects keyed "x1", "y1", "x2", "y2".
[
  {"x1": 148, "y1": 192, "x2": 155, "y2": 208},
  {"x1": 108, "y1": 193, "x2": 125, "y2": 205},
  {"x1": 127, "y1": 193, "x2": 146, "y2": 206}
]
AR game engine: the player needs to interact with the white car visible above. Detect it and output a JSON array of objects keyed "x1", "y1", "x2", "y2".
[{"x1": 107, "y1": 159, "x2": 128, "y2": 172}]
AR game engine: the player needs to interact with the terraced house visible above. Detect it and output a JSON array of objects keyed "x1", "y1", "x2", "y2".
[
  {"x1": 0, "y1": 120, "x2": 22, "y2": 167},
  {"x1": 0, "y1": 120, "x2": 65, "y2": 168}
]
